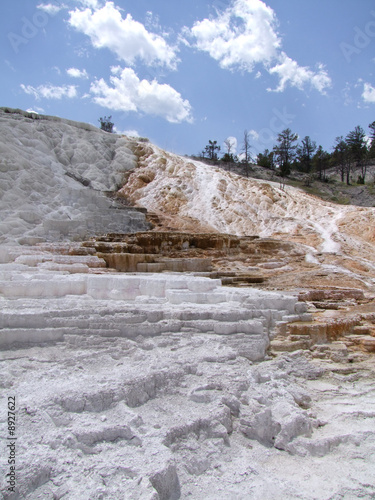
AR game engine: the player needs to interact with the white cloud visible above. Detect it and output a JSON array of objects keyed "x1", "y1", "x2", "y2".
[
  {"x1": 268, "y1": 54, "x2": 331, "y2": 93},
  {"x1": 249, "y1": 130, "x2": 259, "y2": 141},
  {"x1": 5, "y1": 60, "x2": 16, "y2": 72},
  {"x1": 190, "y1": 0, "x2": 280, "y2": 71},
  {"x1": 188, "y1": 0, "x2": 331, "y2": 94},
  {"x1": 110, "y1": 65, "x2": 122, "y2": 75},
  {"x1": 26, "y1": 106, "x2": 45, "y2": 113},
  {"x1": 145, "y1": 11, "x2": 161, "y2": 31},
  {"x1": 68, "y1": 2, "x2": 178, "y2": 69},
  {"x1": 21, "y1": 84, "x2": 78, "y2": 100},
  {"x1": 67, "y1": 67, "x2": 89, "y2": 78},
  {"x1": 363, "y1": 83, "x2": 375, "y2": 103},
  {"x1": 76, "y1": 0, "x2": 100, "y2": 8},
  {"x1": 90, "y1": 67, "x2": 192, "y2": 124},
  {"x1": 116, "y1": 128, "x2": 140, "y2": 137},
  {"x1": 37, "y1": 3, "x2": 65, "y2": 15}
]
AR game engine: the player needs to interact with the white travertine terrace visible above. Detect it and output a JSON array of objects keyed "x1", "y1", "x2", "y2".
[{"x1": 1, "y1": 109, "x2": 375, "y2": 500}]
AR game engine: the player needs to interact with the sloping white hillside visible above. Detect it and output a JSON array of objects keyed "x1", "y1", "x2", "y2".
[
  {"x1": 1, "y1": 110, "x2": 375, "y2": 500},
  {"x1": 1, "y1": 108, "x2": 375, "y2": 289},
  {"x1": 0, "y1": 108, "x2": 149, "y2": 243},
  {"x1": 2, "y1": 107, "x2": 374, "y2": 259},
  {"x1": 121, "y1": 143, "x2": 375, "y2": 252},
  {"x1": 120, "y1": 143, "x2": 375, "y2": 288}
]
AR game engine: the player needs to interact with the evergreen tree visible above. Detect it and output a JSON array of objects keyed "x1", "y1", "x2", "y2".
[
  {"x1": 296, "y1": 136, "x2": 317, "y2": 173},
  {"x1": 369, "y1": 121, "x2": 375, "y2": 159},
  {"x1": 99, "y1": 115, "x2": 114, "y2": 133},
  {"x1": 312, "y1": 146, "x2": 330, "y2": 181},
  {"x1": 346, "y1": 125, "x2": 368, "y2": 183},
  {"x1": 332, "y1": 137, "x2": 350, "y2": 184},
  {"x1": 204, "y1": 140, "x2": 220, "y2": 160},
  {"x1": 273, "y1": 128, "x2": 298, "y2": 179},
  {"x1": 221, "y1": 153, "x2": 237, "y2": 163},
  {"x1": 257, "y1": 149, "x2": 275, "y2": 169}
]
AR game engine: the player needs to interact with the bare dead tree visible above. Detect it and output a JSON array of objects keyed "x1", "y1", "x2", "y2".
[
  {"x1": 242, "y1": 130, "x2": 252, "y2": 177},
  {"x1": 224, "y1": 138, "x2": 233, "y2": 156}
]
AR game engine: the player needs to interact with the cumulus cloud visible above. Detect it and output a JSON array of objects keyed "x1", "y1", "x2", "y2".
[
  {"x1": 90, "y1": 67, "x2": 192, "y2": 123},
  {"x1": 66, "y1": 67, "x2": 89, "y2": 78},
  {"x1": 268, "y1": 54, "x2": 331, "y2": 93},
  {"x1": 190, "y1": 0, "x2": 280, "y2": 71},
  {"x1": 76, "y1": 0, "x2": 100, "y2": 8},
  {"x1": 363, "y1": 83, "x2": 375, "y2": 103},
  {"x1": 26, "y1": 106, "x2": 45, "y2": 113},
  {"x1": 116, "y1": 128, "x2": 140, "y2": 137},
  {"x1": 249, "y1": 130, "x2": 260, "y2": 141},
  {"x1": 188, "y1": 0, "x2": 331, "y2": 94},
  {"x1": 37, "y1": 3, "x2": 65, "y2": 15},
  {"x1": 20, "y1": 84, "x2": 78, "y2": 100},
  {"x1": 68, "y1": 2, "x2": 178, "y2": 69}
]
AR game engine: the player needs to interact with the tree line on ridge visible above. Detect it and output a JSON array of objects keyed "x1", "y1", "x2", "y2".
[{"x1": 200, "y1": 122, "x2": 375, "y2": 185}]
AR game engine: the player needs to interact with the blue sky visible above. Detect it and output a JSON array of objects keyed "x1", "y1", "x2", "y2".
[{"x1": 2, "y1": 0, "x2": 375, "y2": 157}]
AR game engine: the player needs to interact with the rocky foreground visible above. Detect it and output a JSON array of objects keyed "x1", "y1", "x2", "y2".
[
  {"x1": 1, "y1": 258, "x2": 374, "y2": 500},
  {"x1": 1, "y1": 337, "x2": 375, "y2": 499},
  {"x1": 1, "y1": 109, "x2": 375, "y2": 499}
]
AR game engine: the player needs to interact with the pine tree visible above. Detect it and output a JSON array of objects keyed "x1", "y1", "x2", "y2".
[
  {"x1": 257, "y1": 149, "x2": 275, "y2": 169},
  {"x1": 273, "y1": 128, "x2": 298, "y2": 179},
  {"x1": 296, "y1": 136, "x2": 317, "y2": 173},
  {"x1": 369, "y1": 121, "x2": 375, "y2": 159},
  {"x1": 204, "y1": 140, "x2": 220, "y2": 160},
  {"x1": 346, "y1": 125, "x2": 368, "y2": 183},
  {"x1": 332, "y1": 137, "x2": 350, "y2": 184},
  {"x1": 99, "y1": 116, "x2": 114, "y2": 133},
  {"x1": 312, "y1": 146, "x2": 330, "y2": 182}
]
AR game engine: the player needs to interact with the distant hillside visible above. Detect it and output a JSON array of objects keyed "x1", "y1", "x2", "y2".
[{"x1": 191, "y1": 156, "x2": 375, "y2": 208}]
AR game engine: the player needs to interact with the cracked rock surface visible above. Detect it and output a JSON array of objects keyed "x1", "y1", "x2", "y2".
[{"x1": 1, "y1": 336, "x2": 375, "y2": 499}]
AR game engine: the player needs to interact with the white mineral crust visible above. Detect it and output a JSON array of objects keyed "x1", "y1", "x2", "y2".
[{"x1": 0, "y1": 110, "x2": 375, "y2": 499}]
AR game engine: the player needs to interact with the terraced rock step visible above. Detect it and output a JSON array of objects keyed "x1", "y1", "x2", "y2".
[
  {"x1": 344, "y1": 335, "x2": 375, "y2": 352},
  {"x1": 270, "y1": 309, "x2": 375, "y2": 359},
  {"x1": 1, "y1": 229, "x2": 309, "y2": 287},
  {"x1": 78, "y1": 231, "x2": 299, "y2": 281},
  {"x1": 298, "y1": 289, "x2": 366, "y2": 302},
  {"x1": 87, "y1": 231, "x2": 260, "y2": 253},
  {"x1": 221, "y1": 274, "x2": 265, "y2": 285},
  {"x1": 0, "y1": 254, "x2": 309, "y2": 361}
]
